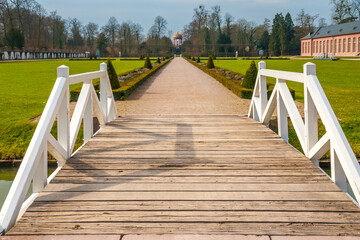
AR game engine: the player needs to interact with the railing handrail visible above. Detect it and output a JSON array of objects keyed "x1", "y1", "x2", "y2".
[
  {"x1": 248, "y1": 61, "x2": 360, "y2": 205},
  {"x1": 0, "y1": 63, "x2": 117, "y2": 234}
]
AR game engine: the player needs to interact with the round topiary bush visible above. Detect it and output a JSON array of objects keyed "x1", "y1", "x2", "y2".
[
  {"x1": 144, "y1": 57, "x2": 153, "y2": 69},
  {"x1": 242, "y1": 60, "x2": 258, "y2": 89},
  {"x1": 107, "y1": 58, "x2": 120, "y2": 89},
  {"x1": 157, "y1": 57, "x2": 161, "y2": 64},
  {"x1": 206, "y1": 56, "x2": 215, "y2": 69},
  {"x1": 197, "y1": 57, "x2": 200, "y2": 63}
]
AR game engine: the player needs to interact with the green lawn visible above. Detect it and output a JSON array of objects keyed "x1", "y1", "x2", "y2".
[
  {"x1": 210, "y1": 59, "x2": 360, "y2": 157},
  {"x1": 0, "y1": 59, "x2": 146, "y2": 159}
]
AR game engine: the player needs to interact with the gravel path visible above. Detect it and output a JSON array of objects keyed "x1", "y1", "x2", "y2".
[{"x1": 117, "y1": 58, "x2": 250, "y2": 115}]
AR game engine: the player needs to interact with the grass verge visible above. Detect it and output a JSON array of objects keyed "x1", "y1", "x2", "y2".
[
  {"x1": 0, "y1": 59, "x2": 146, "y2": 160},
  {"x1": 212, "y1": 58, "x2": 360, "y2": 157}
]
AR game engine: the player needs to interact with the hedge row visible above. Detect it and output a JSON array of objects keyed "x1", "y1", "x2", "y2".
[
  {"x1": 112, "y1": 58, "x2": 172, "y2": 100},
  {"x1": 185, "y1": 58, "x2": 253, "y2": 99},
  {"x1": 70, "y1": 58, "x2": 172, "y2": 101},
  {"x1": 185, "y1": 58, "x2": 295, "y2": 100}
]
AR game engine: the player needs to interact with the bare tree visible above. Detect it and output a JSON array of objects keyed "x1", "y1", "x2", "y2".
[
  {"x1": 67, "y1": 18, "x2": 84, "y2": 48},
  {"x1": 331, "y1": 0, "x2": 357, "y2": 23},
  {"x1": 34, "y1": 2, "x2": 46, "y2": 48},
  {"x1": 149, "y1": 16, "x2": 167, "y2": 39},
  {"x1": 102, "y1": 17, "x2": 119, "y2": 48},
  {"x1": 85, "y1": 22, "x2": 98, "y2": 49},
  {"x1": 295, "y1": 9, "x2": 318, "y2": 32},
  {"x1": 353, "y1": 0, "x2": 360, "y2": 19}
]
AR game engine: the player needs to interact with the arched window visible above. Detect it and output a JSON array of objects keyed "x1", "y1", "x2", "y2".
[
  {"x1": 335, "y1": 39, "x2": 337, "y2": 53},
  {"x1": 343, "y1": 38, "x2": 346, "y2": 52},
  {"x1": 348, "y1": 38, "x2": 351, "y2": 52},
  {"x1": 326, "y1": 40, "x2": 329, "y2": 53},
  {"x1": 339, "y1": 39, "x2": 341, "y2": 52},
  {"x1": 330, "y1": 40, "x2": 333, "y2": 53},
  {"x1": 353, "y1": 37, "x2": 356, "y2": 52}
]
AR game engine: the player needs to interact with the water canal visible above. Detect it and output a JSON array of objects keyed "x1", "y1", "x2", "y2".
[{"x1": 0, "y1": 166, "x2": 57, "y2": 209}]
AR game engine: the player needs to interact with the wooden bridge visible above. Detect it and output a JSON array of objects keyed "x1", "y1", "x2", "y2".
[{"x1": 1, "y1": 58, "x2": 360, "y2": 238}]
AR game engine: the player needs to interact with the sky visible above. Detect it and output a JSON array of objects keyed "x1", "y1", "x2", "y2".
[{"x1": 37, "y1": 0, "x2": 333, "y2": 35}]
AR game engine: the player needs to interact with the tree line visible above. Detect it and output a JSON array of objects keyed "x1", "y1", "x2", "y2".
[
  {"x1": 0, "y1": 0, "x2": 173, "y2": 56},
  {"x1": 0, "y1": 0, "x2": 359, "y2": 57},
  {"x1": 181, "y1": 5, "x2": 321, "y2": 57}
]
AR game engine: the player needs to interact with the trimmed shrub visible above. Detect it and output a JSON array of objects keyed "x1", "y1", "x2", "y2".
[
  {"x1": 107, "y1": 58, "x2": 120, "y2": 89},
  {"x1": 197, "y1": 57, "x2": 200, "y2": 63},
  {"x1": 185, "y1": 58, "x2": 252, "y2": 99},
  {"x1": 206, "y1": 56, "x2": 215, "y2": 69},
  {"x1": 242, "y1": 61, "x2": 258, "y2": 89},
  {"x1": 71, "y1": 58, "x2": 173, "y2": 102},
  {"x1": 112, "y1": 58, "x2": 172, "y2": 100},
  {"x1": 157, "y1": 57, "x2": 161, "y2": 64},
  {"x1": 144, "y1": 57, "x2": 153, "y2": 69},
  {"x1": 209, "y1": 54, "x2": 216, "y2": 60}
]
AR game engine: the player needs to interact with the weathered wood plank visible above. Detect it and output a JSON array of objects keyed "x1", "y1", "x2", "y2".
[
  {"x1": 42, "y1": 183, "x2": 341, "y2": 192},
  {"x1": 51, "y1": 176, "x2": 331, "y2": 184},
  {"x1": 27, "y1": 200, "x2": 360, "y2": 212},
  {"x1": 35, "y1": 191, "x2": 350, "y2": 201},
  {"x1": 8, "y1": 222, "x2": 360, "y2": 236},
  {"x1": 62, "y1": 163, "x2": 319, "y2": 170},
  {"x1": 19, "y1": 210, "x2": 360, "y2": 224},
  {"x1": 55, "y1": 169, "x2": 326, "y2": 177}
]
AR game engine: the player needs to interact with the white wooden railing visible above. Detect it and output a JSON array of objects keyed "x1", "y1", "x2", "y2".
[
  {"x1": 0, "y1": 63, "x2": 118, "y2": 234},
  {"x1": 249, "y1": 61, "x2": 360, "y2": 204}
]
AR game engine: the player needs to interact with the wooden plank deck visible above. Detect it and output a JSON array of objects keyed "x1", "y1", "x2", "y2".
[{"x1": 7, "y1": 115, "x2": 360, "y2": 236}]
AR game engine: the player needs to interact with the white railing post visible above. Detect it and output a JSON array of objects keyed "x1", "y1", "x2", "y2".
[
  {"x1": 331, "y1": 143, "x2": 347, "y2": 191},
  {"x1": 57, "y1": 65, "x2": 70, "y2": 161},
  {"x1": 258, "y1": 61, "x2": 267, "y2": 118},
  {"x1": 304, "y1": 63, "x2": 318, "y2": 165},
  {"x1": 277, "y1": 79, "x2": 288, "y2": 142},
  {"x1": 32, "y1": 147, "x2": 47, "y2": 193},
  {"x1": 84, "y1": 81, "x2": 93, "y2": 142},
  {"x1": 100, "y1": 63, "x2": 108, "y2": 124}
]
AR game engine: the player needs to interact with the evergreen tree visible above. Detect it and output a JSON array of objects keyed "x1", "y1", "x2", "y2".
[
  {"x1": 144, "y1": 57, "x2": 153, "y2": 69},
  {"x1": 259, "y1": 30, "x2": 270, "y2": 52},
  {"x1": 284, "y1": 13, "x2": 295, "y2": 55},
  {"x1": 269, "y1": 13, "x2": 284, "y2": 56},
  {"x1": 242, "y1": 61, "x2": 258, "y2": 89},
  {"x1": 206, "y1": 56, "x2": 215, "y2": 69},
  {"x1": 107, "y1": 58, "x2": 120, "y2": 89},
  {"x1": 157, "y1": 57, "x2": 161, "y2": 63},
  {"x1": 96, "y1": 33, "x2": 108, "y2": 57},
  {"x1": 5, "y1": 28, "x2": 25, "y2": 50}
]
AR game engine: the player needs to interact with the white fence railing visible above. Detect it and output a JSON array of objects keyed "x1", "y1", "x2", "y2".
[
  {"x1": 0, "y1": 63, "x2": 118, "y2": 234},
  {"x1": 249, "y1": 61, "x2": 360, "y2": 204}
]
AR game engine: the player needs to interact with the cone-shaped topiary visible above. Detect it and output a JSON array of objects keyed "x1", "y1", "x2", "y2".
[
  {"x1": 192, "y1": 56, "x2": 195, "y2": 61},
  {"x1": 144, "y1": 57, "x2": 153, "y2": 69},
  {"x1": 242, "y1": 61, "x2": 258, "y2": 89},
  {"x1": 107, "y1": 58, "x2": 120, "y2": 89},
  {"x1": 206, "y1": 56, "x2": 215, "y2": 69},
  {"x1": 157, "y1": 57, "x2": 161, "y2": 64},
  {"x1": 197, "y1": 57, "x2": 200, "y2": 63}
]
